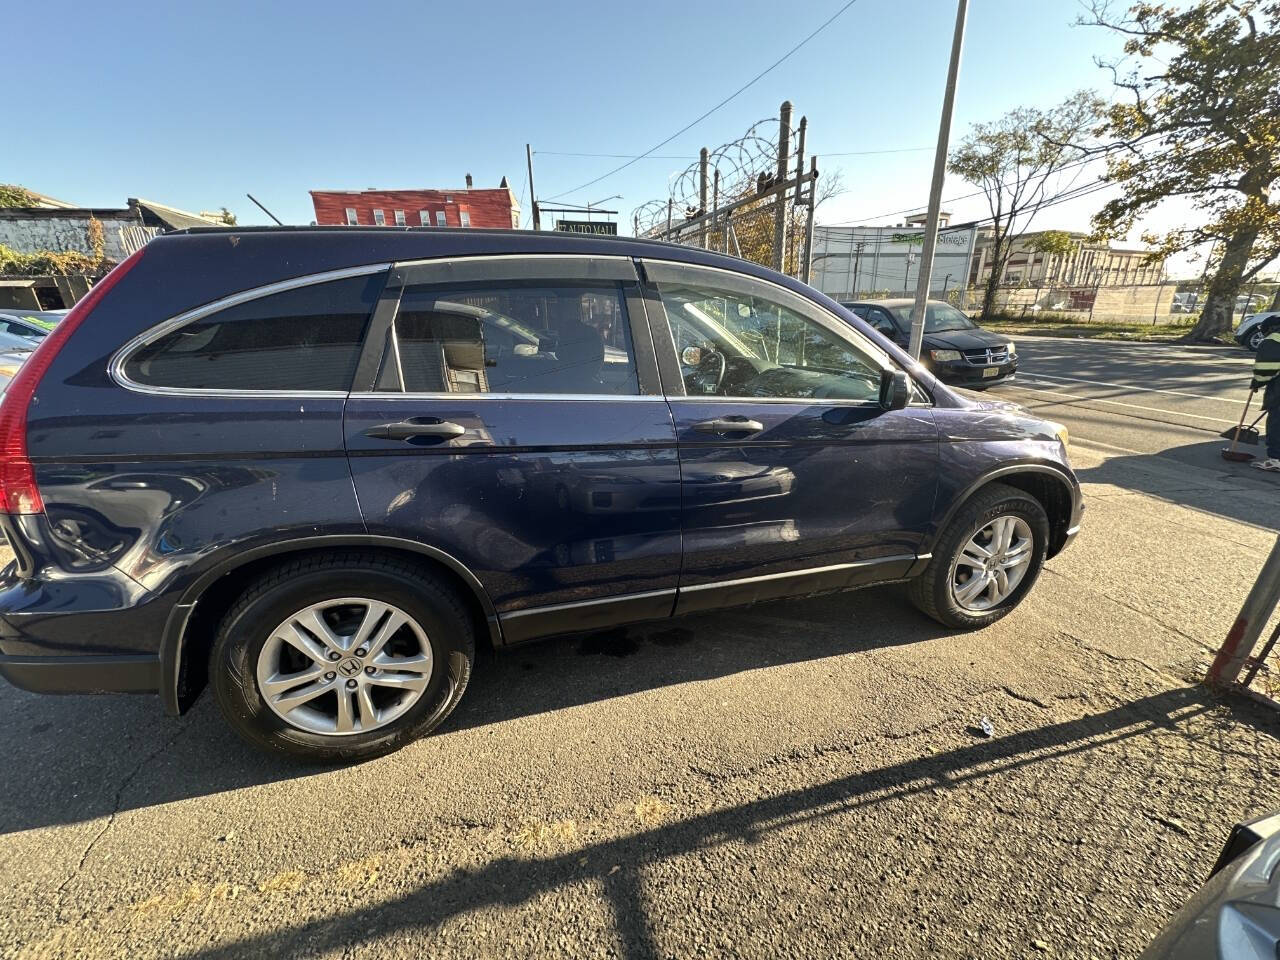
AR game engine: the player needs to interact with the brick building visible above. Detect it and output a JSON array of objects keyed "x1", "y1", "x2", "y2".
[{"x1": 310, "y1": 175, "x2": 520, "y2": 229}]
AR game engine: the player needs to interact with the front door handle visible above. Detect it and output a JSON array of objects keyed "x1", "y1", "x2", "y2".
[
  {"x1": 365, "y1": 418, "x2": 467, "y2": 441},
  {"x1": 691, "y1": 417, "x2": 764, "y2": 435}
]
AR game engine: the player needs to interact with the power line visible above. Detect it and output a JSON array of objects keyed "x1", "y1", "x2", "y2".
[
  {"x1": 542, "y1": 0, "x2": 863, "y2": 202},
  {"x1": 537, "y1": 145, "x2": 931, "y2": 161}
]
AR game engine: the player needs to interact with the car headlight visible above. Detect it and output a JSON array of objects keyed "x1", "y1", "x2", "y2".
[
  {"x1": 1004, "y1": 341, "x2": 1016, "y2": 354},
  {"x1": 930, "y1": 349, "x2": 962, "y2": 362},
  {"x1": 1046, "y1": 420, "x2": 1069, "y2": 451}
]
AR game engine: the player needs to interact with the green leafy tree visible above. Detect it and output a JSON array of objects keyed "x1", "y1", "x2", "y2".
[
  {"x1": 948, "y1": 92, "x2": 1103, "y2": 320},
  {"x1": 1083, "y1": 0, "x2": 1280, "y2": 341}
]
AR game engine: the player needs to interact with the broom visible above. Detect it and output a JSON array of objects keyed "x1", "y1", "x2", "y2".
[{"x1": 1222, "y1": 389, "x2": 1260, "y2": 462}]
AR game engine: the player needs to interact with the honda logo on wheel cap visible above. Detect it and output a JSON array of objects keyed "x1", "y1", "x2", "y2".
[{"x1": 338, "y1": 658, "x2": 362, "y2": 678}]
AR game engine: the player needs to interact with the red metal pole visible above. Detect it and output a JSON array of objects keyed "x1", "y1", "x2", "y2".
[{"x1": 1207, "y1": 534, "x2": 1280, "y2": 687}]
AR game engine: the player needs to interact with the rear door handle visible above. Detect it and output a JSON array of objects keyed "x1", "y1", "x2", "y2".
[
  {"x1": 691, "y1": 417, "x2": 764, "y2": 435},
  {"x1": 364, "y1": 418, "x2": 466, "y2": 441}
]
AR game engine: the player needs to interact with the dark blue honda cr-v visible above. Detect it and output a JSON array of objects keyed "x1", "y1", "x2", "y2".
[{"x1": 0, "y1": 228, "x2": 1081, "y2": 761}]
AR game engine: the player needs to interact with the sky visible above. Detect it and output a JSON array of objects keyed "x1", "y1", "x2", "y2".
[{"x1": 5, "y1": 0, "x2": 1204, "y2": 274}]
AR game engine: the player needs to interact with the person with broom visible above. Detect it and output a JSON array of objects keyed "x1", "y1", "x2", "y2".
[{"x1": 1251, "y1": 314, "x2": 1280, "y2": 473}]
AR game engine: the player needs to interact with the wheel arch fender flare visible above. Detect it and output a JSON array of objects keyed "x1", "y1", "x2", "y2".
[
  {"x1": 158, "y1": 534, "x2": 502, "y2": 716},
  {"x1": 924, "y1": 461, "x2": 1081, "y2": 561}
]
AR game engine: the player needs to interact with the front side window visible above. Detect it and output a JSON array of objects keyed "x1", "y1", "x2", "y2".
[
  {"x1": 372, "y1": 209, "x2": 386, "y2": 226},
  {"x1": 345, "y1": 207, "x2": 358, "y2": 225},
  {"x1": 122, "y1": 274, "x2": 382, "y2": 392},
  {"x1": 657, "y1": 280, "x2": 884, "y2": 402},
  {"x1": 384, "y1": 281, "x2": 638, "y2": 396}
]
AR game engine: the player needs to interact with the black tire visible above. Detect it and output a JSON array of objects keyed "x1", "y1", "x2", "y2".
[
  {"x1": 1248, "y1": 328, "x2": 1265, "y2": 352},
  {"x1": 908, "y1": 482, "x2": 1050, "y2": 629},
  {"x1": 211, "y1": 553, "x2": 474, "y2": 762}
]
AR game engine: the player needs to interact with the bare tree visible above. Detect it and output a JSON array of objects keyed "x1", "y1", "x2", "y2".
[{"x1": 948, "y1": 92, "x2": 1103, "y2": 319}]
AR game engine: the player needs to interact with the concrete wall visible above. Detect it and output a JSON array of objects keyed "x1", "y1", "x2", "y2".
[{"x1": 0, "y1": 213, "x2": 140, "y2": 261}]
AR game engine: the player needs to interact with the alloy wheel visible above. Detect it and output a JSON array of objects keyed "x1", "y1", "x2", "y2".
[
  {"x1": 949, "y1": 515, "x2": 1034, "y2": 612},
  {"x1": 255, "y1": 598, "x2": 434, "y2": 736}
]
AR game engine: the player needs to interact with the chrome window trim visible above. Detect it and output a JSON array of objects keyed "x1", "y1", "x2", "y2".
[{"x1": 110, "y1": 262, "x2": 393, "y2": 398}]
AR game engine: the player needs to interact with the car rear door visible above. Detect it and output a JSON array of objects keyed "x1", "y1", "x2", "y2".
[
  {"x1": 343, "y1": 255, "x2": 682, "y2": 643},
  {"x1": 639, "y1": 259, "x2": 939, "y2": 615}
]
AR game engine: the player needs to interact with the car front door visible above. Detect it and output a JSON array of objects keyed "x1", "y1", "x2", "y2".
[
  {"x1": 640, "y1": 260, "x2": 939, "y2": 615},
  {"x1": 343, "y1": 255, "x2": 682, "y2": 643}
]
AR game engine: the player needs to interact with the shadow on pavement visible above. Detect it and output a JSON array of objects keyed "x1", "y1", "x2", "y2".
[
  {"x1": 0, "y1": 586, "x2": 947, "y2": 836},
  {"x1": 167, "y1": 684, "x2": 1272, "y2": 960},
  {"x1": 1075, "y1": 438, "x2": 1280, "y2": 531}
]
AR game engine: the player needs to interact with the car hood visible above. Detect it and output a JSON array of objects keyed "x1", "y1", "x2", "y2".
[{"x1": 924, "y1": 327, "x2": 1009, "y2": 351}]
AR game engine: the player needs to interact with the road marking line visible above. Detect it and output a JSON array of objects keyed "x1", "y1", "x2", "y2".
[
  {"x1": 1023, "y1": 372, "x2": 1247, "y2": 405},
  {"x1": 1010, "y1": 381, "x2": 1240, "y2": 425}
]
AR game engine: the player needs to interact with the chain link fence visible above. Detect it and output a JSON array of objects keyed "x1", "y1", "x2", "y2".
[{"x1": 918, "y1": 280, "x2": 1280, "y2": 328}]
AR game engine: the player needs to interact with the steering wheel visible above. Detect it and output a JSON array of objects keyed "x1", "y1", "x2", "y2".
[{"x1": 693, "y1": 348, "x2": 727, "y2": 394}]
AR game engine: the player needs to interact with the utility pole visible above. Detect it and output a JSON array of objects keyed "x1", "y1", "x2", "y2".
[
  {"x1": 908, "y1": 0, "x2": 968, "y2": 360},
  {"x1": 801, "y1": 156, "x2": 817, "y2": 284},
  {"x1": 1208, "y1": 533, "x2": 1280, "y2": 687},
  {"x1": 711, "y1": 168, "x2": 720, "y2": 250},
  {"x1": 699, "y1": 147, "x2": 710, "y2": 250},
  {"x1": 526, "y1": 144, "x2": 541, "y2": 230},
  {"x1": 772, "y1": 101, "x2": 793, "y2": 272}
]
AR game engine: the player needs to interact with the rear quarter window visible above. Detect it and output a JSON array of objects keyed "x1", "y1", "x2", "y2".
[{"x1": 121, "y1": 273, "x2": 383, "y2": 392}]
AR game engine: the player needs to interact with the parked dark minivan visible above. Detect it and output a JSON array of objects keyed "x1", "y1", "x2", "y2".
[
  {"x1": 843, "y1": 298, "x2": 1017, "y2": 388},
  {"x1": 0, "y1": 228, "x2": 1080, "y2": 761}
]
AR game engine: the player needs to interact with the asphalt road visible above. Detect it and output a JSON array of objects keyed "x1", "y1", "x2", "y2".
[
  {"x1": 990, "y1": 336, "x2": 1272, "y2": 479},
  {"x1": 2, "y1": 337, "x2": 1279, "y2": 959}
]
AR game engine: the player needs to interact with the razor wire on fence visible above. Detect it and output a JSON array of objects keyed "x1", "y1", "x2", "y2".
[{"x1": 633, "y1": 103, "x2": 820, "y2": 282}]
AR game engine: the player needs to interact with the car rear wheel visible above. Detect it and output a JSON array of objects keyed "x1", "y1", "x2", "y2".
[
  {"x1": 908, "y1": 482, "x2": 1050, "y2": 629},
  {"x1": 1248, "y1": 327, "x2": 1265, "y2": 351},
  {"x1": 211, "y1": 554, "x2": 474, "y2": 762}
]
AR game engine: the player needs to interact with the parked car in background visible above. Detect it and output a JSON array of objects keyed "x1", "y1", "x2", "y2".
[
  {"x1": 842, "y1": 298, "x2": 1018, "y2": 389},
  {"x1": 0, "y1": 311, "x2": 64, "y2": 346},
  {"x1": 1140, "y1": 809, "x2": 1280, "y2": 958},
  {"x1": 0, "y1": 228, "x2": 1079, "y2": 762},
  {"x1": 1171, "y1": 292, "x2": 1199, "y2": 314},
  {"x1": 1236, "y1": 311, "x2": 1280, "y2": 351}
]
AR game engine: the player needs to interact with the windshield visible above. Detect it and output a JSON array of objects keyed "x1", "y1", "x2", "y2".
[{"x1": 888, "y1": 302, "x2": 977, "y2": 333}]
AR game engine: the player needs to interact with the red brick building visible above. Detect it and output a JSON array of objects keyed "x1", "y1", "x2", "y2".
[{"x1": 310, "y1": 176, "x2": 520, "y2": 229}]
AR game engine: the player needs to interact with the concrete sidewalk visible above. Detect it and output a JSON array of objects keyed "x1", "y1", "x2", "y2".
[{"x1": 1, "y1": 440, "x2": 1277, "y2": 959}]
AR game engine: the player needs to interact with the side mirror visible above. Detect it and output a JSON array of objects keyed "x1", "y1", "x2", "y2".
[{"x1": 879, "y1": 369, "x2": 911, "y2": 411}]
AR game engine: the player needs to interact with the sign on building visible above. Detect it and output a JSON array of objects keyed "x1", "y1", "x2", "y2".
[
  {"x1": 554, "y1": 220, "x2": 617, "y2": 236},
  {"x1": 809, "y1": 224, "x2": 977, "y2": 300}
]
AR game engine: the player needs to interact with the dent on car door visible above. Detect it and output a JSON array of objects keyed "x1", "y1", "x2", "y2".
[
  {"x1": 639, "y1": 260, "x2": 939, "y2": 615},
  {"x1": 343, "y1": 255, "x2": 682, "y2": 643}
]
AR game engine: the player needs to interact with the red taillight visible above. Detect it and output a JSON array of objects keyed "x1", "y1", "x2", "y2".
[{"x1": 0, "y1": 247, "x2": 147, "y2": 514}]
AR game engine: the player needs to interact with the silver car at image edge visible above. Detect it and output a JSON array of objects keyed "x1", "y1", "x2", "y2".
[{"x1": 1140, "y1": 809, "x2": 1280, "y2": 958}]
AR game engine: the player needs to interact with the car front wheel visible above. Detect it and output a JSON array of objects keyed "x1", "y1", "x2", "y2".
[
  {"x1": 211, "y1": 554, "x2": 474, "y2": 762},
  {"x1": 908, "y1": 482, "x2": 1050, "y2": 629},
  {"x1": 1248, "y1": 327, "x2": 1265, "y2": 351}
]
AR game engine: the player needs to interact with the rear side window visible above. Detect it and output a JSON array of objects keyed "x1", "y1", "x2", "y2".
[
  {"x1": 122, "y1": 273, "x2": 383, "y2": 392},
  {"x1": 383, "y1": 281, "x2": 638, "y2": 396}
]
